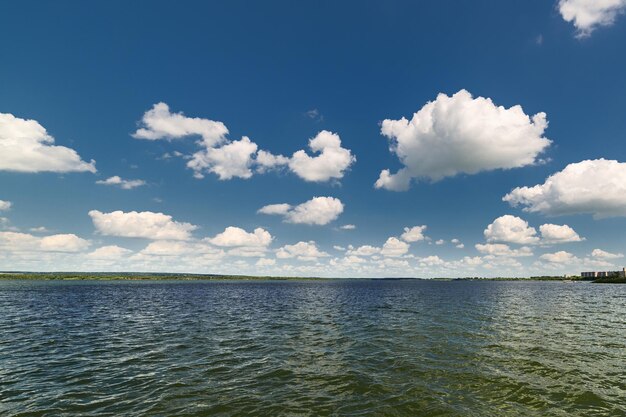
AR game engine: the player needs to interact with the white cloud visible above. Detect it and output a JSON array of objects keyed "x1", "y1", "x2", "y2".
[
  {"x1": 333, "y1": 245, "x2": 346, "y2": 251},
  {"x1": 96, "y1": 176, "x2": 146, "y2": 189},
  {"x1": 462, "y1": 256, "x2": 482, "y2": 266},
  {"x1": 287, "y1": 131, "x2": 355, "y2": 182},
  {"x1": 347, "y1": 245, "x2": 381, "y2": 256},
  {"x1": 257, "y1": 203, "x2": 292, "y2": 215},
  {"x1": 0, "y1": 231, "x2": 43, "y2": 251},
  {"x1": 139, "y1": 241, "x2": 194, "y2": 256},
  {"x1": 227, "y1": 247, "x2": 268, "y2": 258},
  {"x1": 484, "y1": 215, "x2": 583, "y2": 246},
  {"x1": 591, "y1": 248, "x2": 624, "y2": 259},
  {"x1": 539, "y1": 224, "x2": 584, "y2": 243},
  {"x1": 132, "y1": 102, "x2": 228, "y2": 147},
  {"x1": 0, "y1": 200, "x2": 11, "y2": 211},
  {"x1": 87, "y1": 245, "x2": 132, "y2": 259},
  {"x1": 504, "y1": 159, "x2": 626, "y2": 218},
  {"x1": 340, "y1": 224, "x2": 356, "y2": 230},
  {"x1": 159, "y1": 151, "x2": 184, "y2": 160},
  {"x1": 0, "y1": 231, "x2": 89, "y2": 252},
  {"x1": 558, "y1": 0, "x2": 626, "y2": 37},
  {"x1": 435, "y1": 239, "x2": 445, "y2": 245},
  {"x1": 187, "y1": 136, "x2": 258, "y2": 180},
  {"x1": 133, "y1": 103, "x2": 256, "y2": 180},
  {"x1": 258, "y1": 196, "x2": 343, "y2": 225},
  {"x1": 255, "y1": 150, "x2": 290, "y2": 173},
  {"x1": 39, "y1": 234, "x2": 90, "y2": 252},
  {"x1": 580, "y1": 257, "x2": 616, "y2": 269},
  {"x1": 258, "y1": 134, "x2": 356, "y2": 182},
  {"x1": 483, "y1": 256, "x2": 522, "y2": 269},
  {"x1": 375, "y1": 169, "x2": 413, "y2": 192},
  {"x1": 258, "y1": 131, "x2": 355, "y2": 182},
  {"x1": 375, "y1": 90, "x2": 550, "y2": 190},
  {"x1": 377, "y1": 257, "x2": 410, "y2": 269},
  {"x1": 0, "y1": 112, "x2": 96, "y2": 173},
  {"x1": 207, "y1": 227, "x2": 272, "y2": 247},
  {"x1": 330, "y1": 255, "x2": 370, "y2": 270},
  {"x1": 381, "y1": 237, "x2": 410, "y2": 257},
  {"x1": 138, "y1": 240, "x2": 224, "y2": 258},
  {"x1": 276, "y1": 241, "x2": 329, "y2": 261},
  {"x1": 400, "y1": 225, "x2": 427, "y2": 242},
  {"x1": 89, "y1": 210, "x2": 197, "y2": 240},
  {"x1": 450, "y1": 238, "x2": 465, "y2": 248},
  {"x1": 342, "y1": 255, "x2": 368, "y2": 265},
  {"x1": 419, "y1": 255, "x2": 445, "y2": 266},
  {"x1": 475, "y1": 243, "x2": 533, "y2": 257},
  {"x1": 484, "y1": 215, "x2": 540, "y2": 245},
  {"x1": 134, "y1": 105, "x2": 354, "y2": 184},
  {"x1": 256, "y1": 258, "x2": 276, "y2": 267},
  {"x1": 131, "y1": 227, "x2": 273, "y2": 260},
  {"x1": 540, "y1": 251, "x2": 577, "y2": 264}
]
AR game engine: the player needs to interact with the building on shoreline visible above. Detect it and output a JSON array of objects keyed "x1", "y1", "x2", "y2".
[{"x1": 581, "y1": 268, "x2": 626, "y2": 279}]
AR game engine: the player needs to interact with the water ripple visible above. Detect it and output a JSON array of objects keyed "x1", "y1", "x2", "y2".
[{"x1": 0, "y1": 279, "x2": 624, "y2": 416}]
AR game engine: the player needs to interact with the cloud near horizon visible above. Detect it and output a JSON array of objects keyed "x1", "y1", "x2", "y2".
[
  {"x1": 89, "y1": 210, "x2": 198, "y2": 240},
  {"x1": 0, "y1": 231, "x2": 90, "y2": 253},
  {"x1": 475, "y1": 243, "x2": 533, "y2": 257},
  {"x1": 484, "y1": 215, "x2": 584, "y2": 245},
  {"x1": 540, "y1": 250, "x2": 577, "y2": 264},
  {"x1": 207, "y1": 226, "x2": 272, "y2": 248},
  {"x1": 591, "y1": 248, "x2": 623, "y2": 259},
  {"x1": 87, "y1": 245, "x2": 133, "y2": 259},
  {"x1": 276, "y1": 241, "x2": 329, "y2": 261}
]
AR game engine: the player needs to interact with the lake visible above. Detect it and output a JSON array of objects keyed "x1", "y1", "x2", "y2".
[{"x1": 0, "y1": 279, "x2": 624, "y2": 416}]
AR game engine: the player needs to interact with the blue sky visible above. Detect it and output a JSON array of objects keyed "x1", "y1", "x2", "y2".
[{"x1": 1, "y1": 0, "x2": 626, "y2": 277}]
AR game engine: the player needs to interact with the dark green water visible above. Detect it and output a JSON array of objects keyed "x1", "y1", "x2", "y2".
[{"x1": 0, "y1": 279, "x2": 624, "y2": 416}]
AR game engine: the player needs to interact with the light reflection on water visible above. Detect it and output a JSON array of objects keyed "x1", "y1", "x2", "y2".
[{"x1": 0, "y1": 279, "x2": 624, "y2": 416}]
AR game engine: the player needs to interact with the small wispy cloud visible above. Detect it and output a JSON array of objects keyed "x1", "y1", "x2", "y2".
[
  {"x1": 96, "y1": 176, "x2": 146, "y2": 190},
  {"x1": 158, "y1": 151, "x2": 184, "y2": 160},
  {"x1": 305, "y1": 108, "x2": 324, "y2": 122}
]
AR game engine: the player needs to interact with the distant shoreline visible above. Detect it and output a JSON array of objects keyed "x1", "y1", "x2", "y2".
[
  {"x1": 0, "y1": 272, "x2": 322, "y2": 281},
  {"x1": 0, "y1": 272, "x2": 624, "y2": 283}
]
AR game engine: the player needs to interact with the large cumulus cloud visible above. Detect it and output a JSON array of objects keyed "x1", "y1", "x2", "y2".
[
  {"x1": 375, "y1": 90, "x2": 550, "y2": 191},
  {"x1": 503, "y1": 159, "x2": 626, "y2": 218}
]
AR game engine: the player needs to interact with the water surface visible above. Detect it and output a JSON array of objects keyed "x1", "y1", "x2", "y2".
[{"x1": 0, "y1": 279, "x2": 624, "y2": 416}]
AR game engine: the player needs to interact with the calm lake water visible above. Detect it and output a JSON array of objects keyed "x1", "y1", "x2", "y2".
[{"x1": 0, "y1": 279, "x2": 624, "y2": 416}]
